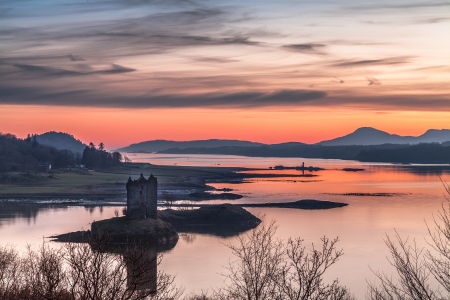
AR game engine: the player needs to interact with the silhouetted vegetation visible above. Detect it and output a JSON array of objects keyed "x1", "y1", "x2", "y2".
[
  {"x1": 159, "y1": 143, "x2": 450, "y2": 164},
  {"x1": 0, "y1": 133, "x2": 81, "y2": 178},
  {"x1": 0, "y1": 234, "x2": 183, "y2": 300},
  {"x1": 159, "y1": 144, "x2": 406, "y2": 161},
  {"x1": 368, "y1": 181, "x2": 450, "y2": 299},
  {"x1": 81, "y1": 143, "x2": 123, "y2": 169},
  {"x1": 358, "y1": 143, "x2": 450, "y2": 164}
]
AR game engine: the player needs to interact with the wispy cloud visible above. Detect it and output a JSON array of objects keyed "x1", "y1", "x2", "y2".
[
  {"x1": 366, "y1": 77, "x2": 381, "y2": 85},
  {"x1": 347, "y1": 1, "x2": 450, "y2": 11},
  {"x1": 10, "y1": 63, "x2": 135, "y2": 77},
  {"x1": 282, "y1": 43, "x2": 327, "y2": 55},
  {"x1": 0, "y1": 0, "x2": 448, "y2": 114},
  {"x1": 190, "y1": 56, "x2": 239, "y2": 63},
  {"x1": 332, "y1": 57, "x2": 412, "y2": 67},
  {"x1": 0, "y1": 88, "x2": 327, "y2": 108},
  {"x1": 66, "y1": 54, "x2": 85, "y2": 62}
]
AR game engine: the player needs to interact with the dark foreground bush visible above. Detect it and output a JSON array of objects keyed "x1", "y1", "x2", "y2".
[{"x1": 0, "y1": 234, "x2": 183, "y2": 300}]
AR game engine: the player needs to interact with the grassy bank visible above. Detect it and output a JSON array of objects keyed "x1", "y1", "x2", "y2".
[{"x1": 0, "y1": 163, "x2": 240, "y2": 198}]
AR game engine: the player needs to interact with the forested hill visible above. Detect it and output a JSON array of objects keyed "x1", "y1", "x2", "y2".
[
  {"x1": 116, "y1": 139, "x2": 267, "y2": 153},
  {"x1": 35, "y1": 131, "x2": 86, "y2": 154},
  {"x1": 0, "y1": 133, "x2": 80, "y2": 174},
  {"x1": 0, "y1": 134, "x2": 123, "y2": 178}
]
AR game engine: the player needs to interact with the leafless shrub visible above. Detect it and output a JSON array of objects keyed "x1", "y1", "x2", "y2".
[
  {"x1": 0, "y1": 234, "x2": 183, "y2": 300},
  {"x1": 0, "y1": 246, "x2": 21, "y2": 299},
  {"x1": 215, "y1": 219, "x2": 354, "y2": 300},
  {"x1": 220, "y1": 220, "x2": 284, "y2": 300},
  {"x1": 367, "y1": 232, "x2": 437, "y2": 300},
  {"x1": 21, "y1": 244, "x2": 68, "y2": 300},
  {"x1": 275, "y1": 237, "x2": 354, "y2": 300},
  {"x1": 368, "y1": 181, "x2": 450, "y2": 299}
]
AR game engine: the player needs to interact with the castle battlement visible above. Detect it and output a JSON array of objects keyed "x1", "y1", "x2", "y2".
[{"x1": 126, "y1": 173, "x2": 157, "y2": 220}]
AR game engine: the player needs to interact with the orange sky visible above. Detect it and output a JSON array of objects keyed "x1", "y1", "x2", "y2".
[{"x1": 2, "y1": 105, "x2": 449, "y2": 149}]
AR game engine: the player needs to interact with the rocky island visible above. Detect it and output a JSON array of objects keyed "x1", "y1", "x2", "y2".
[{"x1": 51, "y1": 174, "x2": 262, "y2": 246}]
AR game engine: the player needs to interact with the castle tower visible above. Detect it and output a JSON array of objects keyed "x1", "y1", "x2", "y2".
[{"x1": 126, "y1": 173, "x2": 157, "y2": 220}]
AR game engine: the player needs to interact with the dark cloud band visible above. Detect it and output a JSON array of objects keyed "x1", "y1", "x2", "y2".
[{"x1": 0, "y1": 88, "x2": 326, "y2": 108}]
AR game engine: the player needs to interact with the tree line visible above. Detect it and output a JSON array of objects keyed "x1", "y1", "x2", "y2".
[
  {"x1": 0, "y1": 133, "x2": 126, "y2": 180},
  {"x1": 81, "y1": 142, "x2": 123, "y2": 169},
  {"x1": 0, "y1": 133, "x2": 80, "y2": 176}
]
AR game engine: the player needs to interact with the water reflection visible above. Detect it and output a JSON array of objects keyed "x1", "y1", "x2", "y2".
[
  {"x1": 0, "y1": 203, "x2": 70, "y2": 227},
  {"x1": 2, "y1": 155, "x2": 450, "y2": 299},
  {"x1": 179, "y1": 233, "x2": 196, "y2": 244}
]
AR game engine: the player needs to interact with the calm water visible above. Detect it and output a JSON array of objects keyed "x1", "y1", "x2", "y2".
[{"x1": 1, "y1": 154, "x2": 450, "y2": 298}]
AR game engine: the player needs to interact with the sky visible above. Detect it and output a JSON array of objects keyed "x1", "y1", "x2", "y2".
[{"x1": 0, "y1": 0, "x2": 449, "y2": 148}]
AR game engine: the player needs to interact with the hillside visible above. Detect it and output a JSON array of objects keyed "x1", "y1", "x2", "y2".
[
  {"x1": 319, "y1": 127, "x2": 450, "y2": 146},
  {"x1": 35, "y1": 132, "x2": 86, "y2": 154},
  {"x1": 116, "y1": 139, "x2": 265, "y2": 153}
]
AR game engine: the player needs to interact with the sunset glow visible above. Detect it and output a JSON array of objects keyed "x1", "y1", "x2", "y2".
[{"x1": 1, "y1": 0, "x2": 449, "y2": 147}]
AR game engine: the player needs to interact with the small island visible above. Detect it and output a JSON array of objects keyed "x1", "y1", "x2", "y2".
[
  {"x1": 51, "y1": 174, "x2": 262, "y2": 245},
  {"x1": 51, "y1": 174, "x2": 348, "y2": 247}
]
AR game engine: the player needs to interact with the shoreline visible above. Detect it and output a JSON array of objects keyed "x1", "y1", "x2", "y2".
[{"x1": 0, "y1": 163, "x2": 321, "y2": 201}]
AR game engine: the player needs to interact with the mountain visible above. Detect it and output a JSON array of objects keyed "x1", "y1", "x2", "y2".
[
  {"x1": 116, "y1": 139, "x2": 265, "y2": 153},
  {"x1": 35, "y1": 132, "x2": 86, "y2": 154},
  {"x1": 318, "y1": 127, "x2": 450, "y2": 146}
]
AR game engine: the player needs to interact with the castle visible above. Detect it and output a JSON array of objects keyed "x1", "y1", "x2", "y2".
[{"x1": 126, "y1": 173, "x2": 157, "y2": 220}]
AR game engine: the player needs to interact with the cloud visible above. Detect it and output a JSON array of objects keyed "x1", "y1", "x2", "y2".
[
  {"x1": 11, "y1": 63, "x2": 135, "y2": 77},
  {"x1": 12, "y1": 64, "x2": 81, "y2": 76},
  {"x1": 222, "y1": 27, "x2": 285, "y2": 38},
  {"x1": 66, "y1": 54, "x2": 85, "y2": 62},
  {"x1": 366, "y1": 77, "x2": 381, "y2": 85},
  {"x1": 190, "y1": 56, "x2": 239, "y2": 63},
  {"x1": 347, "y1": 1, "x2": 450, "y2": 11},
  {"x1": 93, "y1": 64, "x2": 136, "y2": 74},
  {"x1": 282, "y1": 43, "x2": 327, "y2": 55},
  {"x1": 0, "y1": 88, "x2": 327, "y2": 108},
  {"x1": 413, "y1": 17, "x2": 450, "y2": 24},
  {"x1": 0, "y1": 6, "x2": 261, "y2": 64},
  {"x1": 150, "y1": 34, "x2": 260, "y2": 46},
  {"x1": 332, "y1": 57, "x2": 412, "y2": 67},
  {"x1": 2, "y1": 84, "x2": 450, "y2": 111}
]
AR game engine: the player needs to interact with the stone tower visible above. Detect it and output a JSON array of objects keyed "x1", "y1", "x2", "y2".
[{"x1": 126, "y1": 173, "x2": 157, "y2": 220}]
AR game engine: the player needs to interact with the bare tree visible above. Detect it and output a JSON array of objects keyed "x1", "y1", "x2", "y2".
[
  {"x1": 367, "y1": 232, "x2": 437, "y2": 300},
  {"x1": 220, "y1": 220, "x2": 284, "y2": 300},
  {"x1": 64, "y1": 234, "x2": 184, "y2": 300},
  {"x1": 368, "y1": 181, "x2": 450, "y2": 299},
  {"x1": 275, "y1": 237, "x2": 354, "y2": 300},
  {"x1": 21, "y1": 244, "x2": 68, "y2": 300},
  {"x1": 0, "y1": 246, "x2": 21, "y2": 299},
  {"x1": 0, "y1": 235, "x2": 183, "y2": 300},
  {"x1": 216, "y1": 220, "x2": 354, "y2": 300}
]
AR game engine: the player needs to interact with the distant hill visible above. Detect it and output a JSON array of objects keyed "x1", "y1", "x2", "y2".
[
  {"x1": 35, "y1": 132, "x2": 86, "y2": 154},
  {"x1": 116, "y1": 139, "x2": 265, "y2": 153},
  {"x1": 318, "y1": 127, "x2": 450, "y2": 146}
]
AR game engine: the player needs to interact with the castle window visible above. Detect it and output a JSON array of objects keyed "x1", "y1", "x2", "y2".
[{"x1": 140, "y1": 191, "x2": 142, "y2": 195}]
